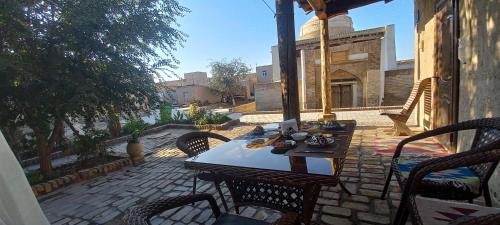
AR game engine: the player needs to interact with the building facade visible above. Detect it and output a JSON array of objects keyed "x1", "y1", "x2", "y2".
[
  {"x1": 256, "y1": 15, "x2": 414, "y2": 111},
  {"x1": 156, "y1": 72, "x2": 219, "y2": 106}
]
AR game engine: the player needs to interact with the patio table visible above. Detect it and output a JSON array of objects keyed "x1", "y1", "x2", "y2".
[{"x1": 183, "y1": 120, "x2": 356, "y2": 223}]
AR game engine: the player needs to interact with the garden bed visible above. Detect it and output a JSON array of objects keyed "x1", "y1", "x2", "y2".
[
  {"x1": 30, "y1": 156, "x2": 131, "y2": 197},
  {"x1": 105, "y1": 118, "x2": 240, "y2": 146}
]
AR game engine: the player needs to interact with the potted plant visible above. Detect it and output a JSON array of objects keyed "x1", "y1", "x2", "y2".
[{"x1": 126, "y1": 129, "x2": 145, "y2": 165}]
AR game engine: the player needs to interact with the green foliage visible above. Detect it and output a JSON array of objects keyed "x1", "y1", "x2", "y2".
[
  {"x1": 25, "y1": 170, "x2": 48, "y2": 185},
  {"x1": 72, "y1": 129, "x2": 110, "y2": 165},
  {"x1": 208, "y1": 58, "x2": 251, "y2": 105},
  {"x1": 123, "y1": 119, "x2": 148, "y2": 135},
  {"x1": 129, "y1": 129, "x2": 144, "y2": 144},
  {"x1": 188, "y1": 103, "x2": 206, "y2": 121},
  {"x1": 0, "y1": 0, "x2": 188, "y2": 175},
  {"x1": 209, "y1": 113, "x2": 231, "y2": 124},
  {"x1": 160, "y1": 105, "x2": 173, "y2": 124}
]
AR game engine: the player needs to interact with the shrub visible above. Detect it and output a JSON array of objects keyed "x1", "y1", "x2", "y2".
[
  {"x1": 73, "y1": 129, "x2": 110, "y2": 166},
  {"x1": 188, "y1": 103, "x2": 207, "y2": 121},
  {"x1": 210, "y1": 113, "x2": 231, "y2": 124},
  {"x1": 159, "y1": 105, "x2": 172, "y2": 124},
  {"x1": 123, "y1": 118, "x2": 148, "y2": 135}
]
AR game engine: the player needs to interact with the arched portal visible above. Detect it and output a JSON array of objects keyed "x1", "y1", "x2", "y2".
[{"x1": 330, "y1": 69, "x2": 363, "y2": 108}]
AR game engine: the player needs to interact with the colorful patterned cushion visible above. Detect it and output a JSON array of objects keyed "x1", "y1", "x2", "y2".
[
  {"x1": 396, "y1": 158, "x2": 480, "y2": 194},
  {"x1": 414, "y1": 195, "x2": 500, "y2": 225}
]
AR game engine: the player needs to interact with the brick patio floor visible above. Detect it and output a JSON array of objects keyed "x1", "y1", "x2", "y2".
[{"x1": 39, "y1": 125, "x2": 424, "y2": 225}]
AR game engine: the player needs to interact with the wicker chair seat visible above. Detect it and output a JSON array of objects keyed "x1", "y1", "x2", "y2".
[
  {"x1": 394, "y1": 158, "x2": 481, "y2": 200},
  {"x1": 213, "y1": 214, "x2": 271, "y2": 225},
  {"x1": 410, "y1": 195, "x2": 500, "y2": 225}
]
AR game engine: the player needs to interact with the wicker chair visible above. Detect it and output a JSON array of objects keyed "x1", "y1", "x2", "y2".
[
  {"x1": 380, "y1": 77, "x2": 432, "y2": 136},
  {"x1": 176, "y1": 132, "x2": 231, "y2": 212},
  {"x1": 381, "y1": 118, "x2": 500, "y2": 207},
  {"x1": 393, "y1": 148, "x2": 500, "y2": 225},
  {"x1": 123, "y1": 174, "x2": 317, "y2": 225}
]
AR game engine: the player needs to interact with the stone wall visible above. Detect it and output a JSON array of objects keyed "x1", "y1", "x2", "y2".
[
  {"x1": 383, "y1": 69, "x2": 414, "y2": 106},
  {"x1": 414, "y1": 0, "x2": 440, "y2": 130},
  {"x1": 255, "y1": 82, "x2": 283, "y2": 111},
  {"x1": 456, "y1": 0, "x2": 500, "y2": 206},
  {"x1": 175, "y1": 85, "x2": 220, "y2": 106}
]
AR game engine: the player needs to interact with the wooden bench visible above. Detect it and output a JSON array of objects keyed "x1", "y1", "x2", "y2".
[{"x1": 381, "y1": 77, "x2": 432, "y2": 136}]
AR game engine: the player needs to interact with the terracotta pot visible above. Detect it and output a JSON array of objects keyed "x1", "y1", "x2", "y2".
[{"x1": 126, "y1": 143, "x2": 145, "y2": 165}]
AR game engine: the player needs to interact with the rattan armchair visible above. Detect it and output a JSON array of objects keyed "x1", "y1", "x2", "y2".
[
  {"x1": 176, "y1": 132, "x2": 231, "y2": 212},
  {"x1": 394, "y1": 148, "x2": 500, "y2": 225},
  {"x1": 381, "y1": 118, "x2": 500, "y2": 206},
  {"x1": 122, "y1": 193, "x2": 299, "y2": 225}
]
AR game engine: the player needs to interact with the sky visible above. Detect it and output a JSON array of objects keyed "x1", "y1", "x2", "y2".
[{"x1": 167, "y1": 0, "x2": 414, "y2": 80}]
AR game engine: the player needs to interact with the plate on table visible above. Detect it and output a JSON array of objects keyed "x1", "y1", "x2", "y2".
[
  {"x1": 305, "y1": 136, "x2": 335, "y2": 147},
  {"x1": 321, "y1": 120, "x2": 346, "y2": 131},
  {"x1": 271, "y1": 140, "x2": 296, "y2": 154}
]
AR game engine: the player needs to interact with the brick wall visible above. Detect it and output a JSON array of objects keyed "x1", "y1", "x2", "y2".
[
  {"x1": 383, "y1": 69, "x2": 414, "y2": 106},
  {"x1": 255, "y1": 82, "x2": 283, "y2": 111}
]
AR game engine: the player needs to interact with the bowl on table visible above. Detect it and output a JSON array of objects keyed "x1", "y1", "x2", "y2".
[{"x1": 290, "y1": 132, "x2": 308, "y2": 141}]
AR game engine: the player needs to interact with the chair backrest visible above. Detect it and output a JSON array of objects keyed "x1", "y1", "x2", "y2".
[
  {"x1": 401, "y1": 77, "x2": 432, "y2": 115},
  {"x1": 469, "y1": 119, "x2": 500, "y2": 180},
  {"x1": 175, "y1": 132, "x2": 230, "y2": 157},
  {"x1": 222, "y1": 175, "x2": 317, "y2": 224}
]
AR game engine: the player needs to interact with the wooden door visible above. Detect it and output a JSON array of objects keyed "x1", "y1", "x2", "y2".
[
  {"x1": 434, "y1": 0, "x2": 459, "y2": 151},
  {"x1": 332, "y1": 84, "x2": 353, "y2": 108}
]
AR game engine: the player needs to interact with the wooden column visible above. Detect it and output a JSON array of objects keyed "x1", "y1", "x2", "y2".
[
  {"x1": 319, "y1": 15, "x2": 336, "y2": 120},
  {"x1": 276, "y1": 0, "x2": 300, "y2": 122}
]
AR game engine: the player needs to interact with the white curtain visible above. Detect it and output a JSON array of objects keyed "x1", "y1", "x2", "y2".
[{"x1": 0, "y1": 132, "x2": 50, "y2": 225}]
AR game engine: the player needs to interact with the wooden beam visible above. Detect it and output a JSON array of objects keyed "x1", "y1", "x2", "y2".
[
  {"x1": 306, "y1": 0, "x2": 327, "y2": 19},
  {"x1": 276, "y1": 0, "x2": 300, "y2": 122},
  {"x1": 325, "y1": 0, "x2": 385, "y2": 17},
  {"x1": 319, "y1": 15, "x2": 336, "y2": 120}
]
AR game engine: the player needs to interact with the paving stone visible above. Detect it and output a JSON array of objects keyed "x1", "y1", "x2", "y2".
[
  {"x1": 357, "y1": 212, "x2": 391, "y2": 224},
  {"x1": 321, "y1": 215, "x2": 353, "y2": 225},
  {"x1": 361, "y1": 183, "x2": 385, "y2": 190},
  {"x1": 322, "y1": 205, "x2": 352, "y2": 217},
  {"x1": 320, "y1": 191, "x2": 340, "y2": 199},
  {"x1": 344, "y1": 195, "x2": 370, "y2": 203},
  {"x1": 181, "y1": 208, "x2": 201, "y2": 223},
  {"x1": 359, "y1": 189, "x2": 383, "y2": 198},
  {"x1": 171, "y1": 206, "x2": 194, "y2": 221},
  {"x1": 195, "y1": 209, "x2": 213, "y2": 223},
  {"x1": 240, "y1": 207, "x2": 257, "y2": 217},
  {"x1": 373, "y1": 199, "x2": 390, "y2": 215},
  {"x1": 38, "y1": 126, "x2": 430, "y2": 225},
  {"x1": 341, "y1": 201, "x2": 370, "y2": 212}
]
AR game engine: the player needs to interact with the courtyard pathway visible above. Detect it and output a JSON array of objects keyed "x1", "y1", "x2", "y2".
[
  {"x1": 39, "y1": 125, "x2": 427, "y2": 225},
  {"x1": 232, "y1": 109, "x2": 417, "y2": 127}
]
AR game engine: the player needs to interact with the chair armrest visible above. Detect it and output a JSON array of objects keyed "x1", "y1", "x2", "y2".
[
  {"x1": 205, "y1": 132, "x2": 231, "y2": 142},
  {"x1": 273, "y1": 212, "x2": 300, "y2": 225},
  {"x1": 406, "y1": 148, "x2": 500, "y2": 193},
  {"x1": 123, "y1": 194, "x2": 221, "y2": 225},
  {"x1": 393, "y1": 118, "x2": 498, "y2": 158}
]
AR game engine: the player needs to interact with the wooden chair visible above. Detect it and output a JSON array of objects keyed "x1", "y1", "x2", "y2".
[
  {"x1": 391, "y1": 147, "x2": 500, "y2": 225},
  {"x1": 380, "y1": 77, "x2": 432, "y2": 136},
  {"x1": 176, "y1": 132, "x2": 231, "y2": 212}
]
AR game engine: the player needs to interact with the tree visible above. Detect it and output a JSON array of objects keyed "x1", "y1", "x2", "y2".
[
  {"x1": 208, "y1": 58, "x2": 251, "y2": 106},
  {"x1": 0, "y1": 0, "x2": 188, "y2": 176}
]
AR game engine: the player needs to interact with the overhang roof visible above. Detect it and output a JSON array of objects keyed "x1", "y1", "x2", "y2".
[{"x1": 295, "y1": 0, "x2": 393, "y2": 18}]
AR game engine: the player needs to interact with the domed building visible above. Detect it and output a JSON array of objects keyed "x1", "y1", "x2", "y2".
[
  {"x1": 299, "y1": 15, "x2": 354, "y2": 40},
  {"x1": 255, "y1": 15, "x2": 414, "y2": 111}
]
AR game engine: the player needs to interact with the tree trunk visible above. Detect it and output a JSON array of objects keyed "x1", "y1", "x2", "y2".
[
  {"x1": 107, "y1": 107, "x2": 121, "y2": 137},
  {"x1": 33, "y1": 128, "x2": 53, "y2": 176},
  {"x1": 231, "y1": 94, "x2": 236, "y2": 106}
]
